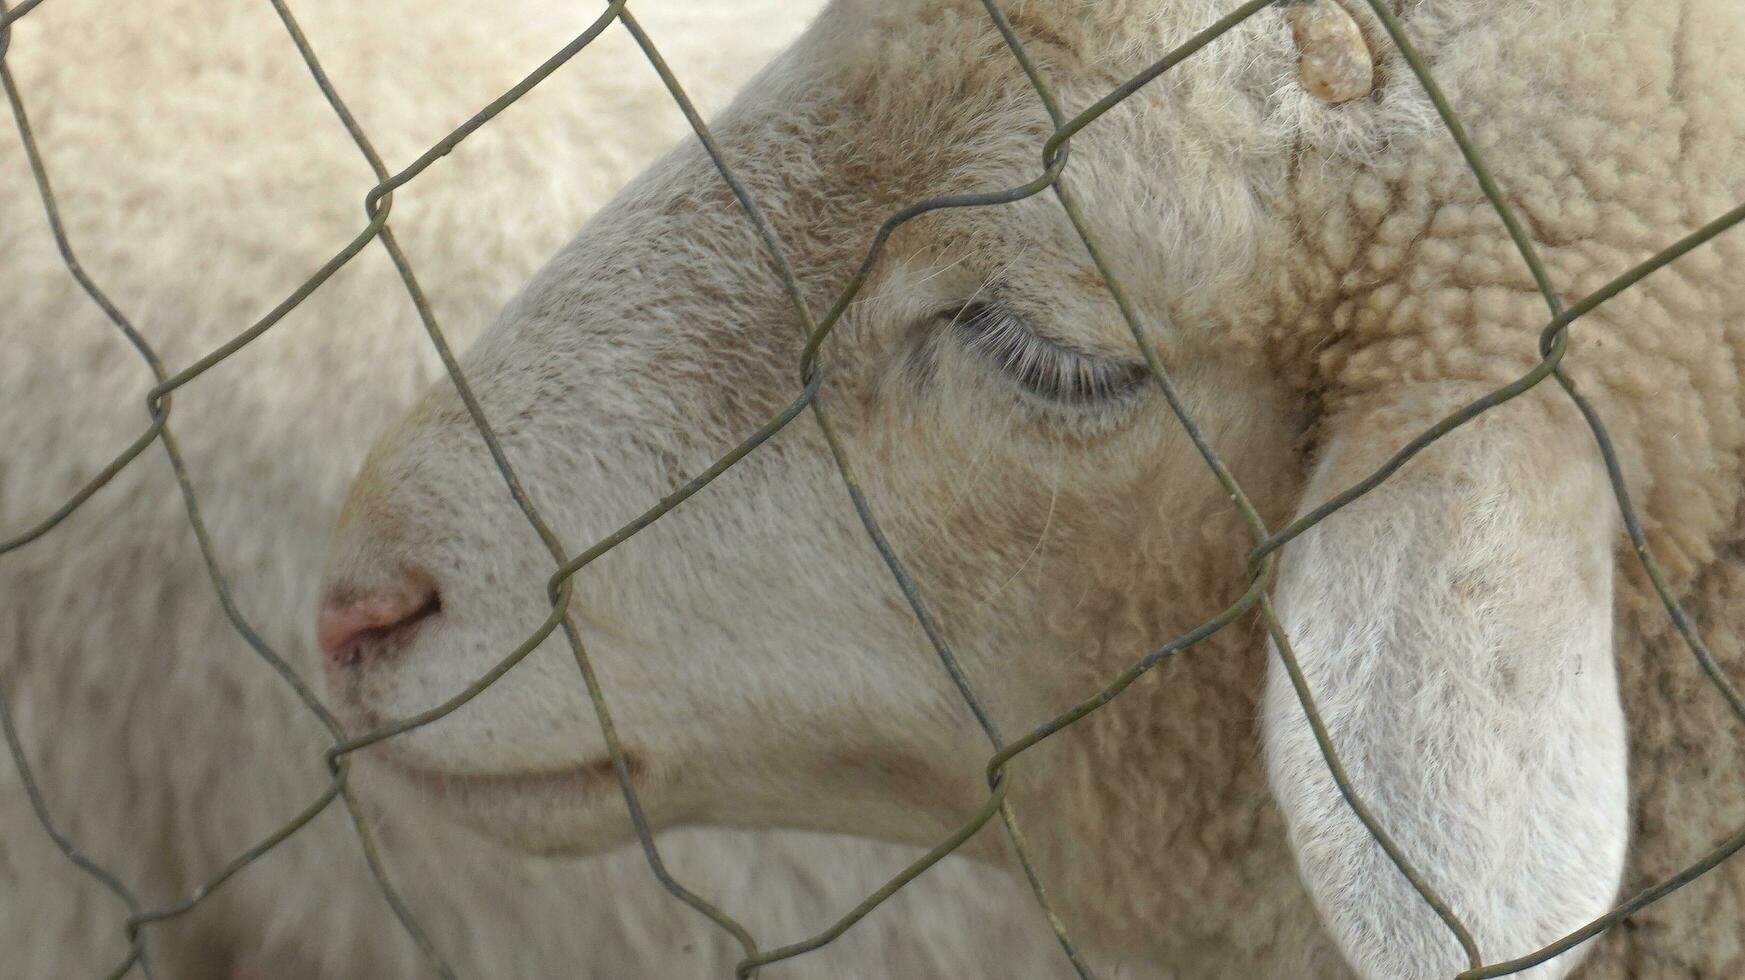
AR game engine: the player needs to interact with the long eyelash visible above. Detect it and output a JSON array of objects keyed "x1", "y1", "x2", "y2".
[{"x1": 953, "y1": 304, "x2": 1147, "y2": 403}]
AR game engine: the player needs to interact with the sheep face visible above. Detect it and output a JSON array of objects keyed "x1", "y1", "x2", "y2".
[{"x1": 320, "y1": 0, "x2": 1307, "y2": 858}]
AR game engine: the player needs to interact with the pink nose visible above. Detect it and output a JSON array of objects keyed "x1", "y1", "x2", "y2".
[{"x1": 317, "y1": 579, "x2": 440, "y2": 668}]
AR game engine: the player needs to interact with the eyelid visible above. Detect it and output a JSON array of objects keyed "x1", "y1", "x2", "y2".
[{"x1": 945, "y1": 303, "x2": 1148, "y2": 403}]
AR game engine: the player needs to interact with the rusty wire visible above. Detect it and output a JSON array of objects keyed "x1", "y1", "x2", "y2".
[{"x1": 4, "y1": 0, "x2": 1745, "y2": 977}]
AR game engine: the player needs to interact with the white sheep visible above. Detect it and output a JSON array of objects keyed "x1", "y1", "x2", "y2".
[
  {"x1": 0, "y1": 1, "x2": 1068, "y2": 977},
  {"x1": 322, "y1": 1, "x2": 1745, "y2": 978}
]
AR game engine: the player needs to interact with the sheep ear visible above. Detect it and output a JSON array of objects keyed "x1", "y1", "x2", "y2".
[{"x1": 1261, "y1": 398, "x2": 1629, "y2": 979}]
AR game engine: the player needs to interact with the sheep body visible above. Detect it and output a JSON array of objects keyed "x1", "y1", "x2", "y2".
[
  {"x1": 0, "y1": 2, "x2": 1061, "y2": 977},
  {"x1": 319, "y1": 1, "x2": 1745, "y2": 977}
]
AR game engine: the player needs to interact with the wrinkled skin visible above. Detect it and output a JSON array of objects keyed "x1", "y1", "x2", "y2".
[{"x1": 326, "y1": 1, "x2": 1745, "y2": 977}]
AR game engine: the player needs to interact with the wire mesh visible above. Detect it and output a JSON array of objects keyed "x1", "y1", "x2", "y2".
[{"x1": 3, "y1": 0, "x2": 1744, "y2": 977}]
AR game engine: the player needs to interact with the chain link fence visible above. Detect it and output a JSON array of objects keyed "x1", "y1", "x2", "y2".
[{"x1": 4, "y1": 0, "x2": 1744, "y2": 977}]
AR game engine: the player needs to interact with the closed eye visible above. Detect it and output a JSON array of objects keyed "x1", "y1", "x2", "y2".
[{"x1": 946, "y1": 303, "x2": 1148, "y2": 404}]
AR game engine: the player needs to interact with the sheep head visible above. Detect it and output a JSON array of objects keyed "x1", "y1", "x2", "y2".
[
  {"x1": 319, "y1": 0, "x2": 1313, "y2": 853},
  {"x1": 321, "y1": 1, "x2": 1642, "y2": 976}
]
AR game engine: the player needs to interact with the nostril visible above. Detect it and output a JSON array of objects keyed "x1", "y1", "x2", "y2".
[{"x1": 317, "y1": 580, "x2": 441, "y2": 668}]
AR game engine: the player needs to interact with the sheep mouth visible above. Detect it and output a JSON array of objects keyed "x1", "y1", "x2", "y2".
[{"x1": 377, "y1": 746, "x2": 648, "y2": 805}]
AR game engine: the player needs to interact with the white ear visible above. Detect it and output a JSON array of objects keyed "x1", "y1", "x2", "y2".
[{"x1": 1262, "y1": 398, "x2": 1629, "y2": 980}]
